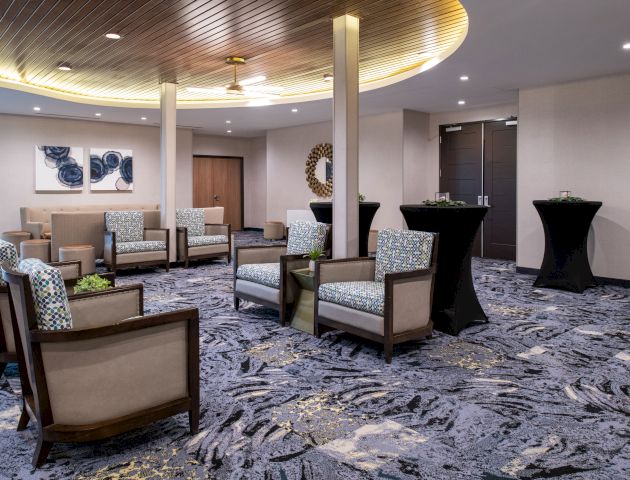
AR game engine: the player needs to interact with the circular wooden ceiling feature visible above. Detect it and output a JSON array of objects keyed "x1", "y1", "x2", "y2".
[{"x1": 0, "y1": 0, "x2": 468, "y2": 108}]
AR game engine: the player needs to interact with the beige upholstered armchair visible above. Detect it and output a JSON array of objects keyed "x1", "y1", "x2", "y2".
[
  {"x1": 315, "y1": 229, "x2": 438, "y2": 363},
  {"x1": 1, "y1": 239, "x2": 110, "y2": 378},
  {"x1": 176, "y1": 208, "x2": 231, "y2": 267},
  {"x1": 104, "y1": 210, "x2": 170, "y2": 273},
  {"x1": 234, "y1": 221, "x2": 330, "y2": 325},
  {"x1": 2, "y1": 259, "x2": 199, "y2": 468}
]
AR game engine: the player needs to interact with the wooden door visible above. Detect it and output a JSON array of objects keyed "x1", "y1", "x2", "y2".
[
  {"x1": 483, "y1": 121, "x2": 517, "y2": 260},
  {"x1": 439, "y1": 123, "x2": 483, "y2": 256},
  {"x1": 193, "y1": 156, "x2": 243, "y2": 230}
]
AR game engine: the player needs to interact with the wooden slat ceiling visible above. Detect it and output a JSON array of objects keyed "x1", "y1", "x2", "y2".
[{"x1": 0, "y1": 0, "x2": 468, "y2": 106}]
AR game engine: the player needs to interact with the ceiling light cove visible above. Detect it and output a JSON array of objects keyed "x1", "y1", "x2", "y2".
[{"x1": 0, "y1": 0, "x2": 468, "y2": 108}]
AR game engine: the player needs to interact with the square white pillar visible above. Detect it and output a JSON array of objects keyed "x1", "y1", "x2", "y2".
[
  {"x1": 332, "y1": 14, "x2": 360, "y2": 258},
  {"x1": 160, "y1": 82, "x2": 177, "y2": 260}
]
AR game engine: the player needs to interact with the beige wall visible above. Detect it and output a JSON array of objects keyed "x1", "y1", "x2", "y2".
[
  {"x1": 191, "y1": 133, "x2": 267, "y2": 229},
  {"x1": 402, "y1": 110, "x2": 430, "y2": 204},
  {"x1": 266, "y1": 111, "x2": 406, "y2": 230},
  {"x1": 0, "y1": 114, "x2": 193, "y2": 233},
  {"x1": 517, "y1": 74, "x2": 630, "y2": 280}
]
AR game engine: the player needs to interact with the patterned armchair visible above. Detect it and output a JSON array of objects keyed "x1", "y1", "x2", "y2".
[
  {"x1": 2, "y1": 259, "x2": 199, "y2": 468},
  {"x1": 176, "y1": 208, "x2": 231, "y2": 267},
  {"x1": 104, "y1": 210, "x2": 169, "y2": 273},
  {"x1": 234, "y1": 221, "x2": 330, "y2": 325},
  {"x1": 315, "y1": 229, "x2": 438, "y2": 363},
  {"x1": 0, "y1": 239, "x2": 110, "y2": 378}
]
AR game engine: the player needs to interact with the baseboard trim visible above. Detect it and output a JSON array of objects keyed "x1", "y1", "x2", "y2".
[
  {"x1": 516, "y1": 266, "x2": 630, "y2": 288},
  {"x1": 243, "y1": 227, "x2": 263, "y2": 232}
]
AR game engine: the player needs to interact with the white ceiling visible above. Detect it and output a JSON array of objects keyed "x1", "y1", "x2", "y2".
[{"x1": 1, "y1": 0, "x2": 629, "y2": 137}]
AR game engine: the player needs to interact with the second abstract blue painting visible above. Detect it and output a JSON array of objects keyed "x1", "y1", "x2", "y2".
[{"x1": 90, "y1": 148, "x2": 133, "y2": 191}]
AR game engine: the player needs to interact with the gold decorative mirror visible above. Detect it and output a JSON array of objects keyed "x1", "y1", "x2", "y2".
[{"x1": 306, "y1": 143, "x2": 333, "y2": 197}]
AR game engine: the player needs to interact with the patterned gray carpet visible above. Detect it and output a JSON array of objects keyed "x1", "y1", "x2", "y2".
[{"x1": 0, "y1": 232, "x2": 628, "y2": 479}]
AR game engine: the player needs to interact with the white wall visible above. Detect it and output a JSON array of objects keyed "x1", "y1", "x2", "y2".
[
  {"x1": 402, "y1": 110, "x2": 430, "y2": 204},
  {"x1": 265, "y1": 111, "x2": 406, "y2": 230},
  {"x1": 517, "y1": 74, "x2": 630, "y2": 280},
  {"x1": 192, "y1": 133, "x2": 267, "y2": 228},
  {"x1": 0, "y1": 114, "x2": 193, "y2": 233}
]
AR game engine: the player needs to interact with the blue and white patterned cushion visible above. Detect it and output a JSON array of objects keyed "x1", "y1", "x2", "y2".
[
  {"x1": 116, "y1": 240, "x2": 166, "y2": 254},
  {"x1": 236, "y1": 263, "x2": 280, "y2": 289},
  {"x1": 176, "y1": 208, "x2": 205, "y2": 237},
  {"x1": 18, "y1": 258, "x2": 72, "y2": 330},
  {"x1": 188, "y1": 235, "x2": 228, "y2": 247},
  {"x1": 0, "y1": 239, "x2": 18, "y2": 287},
  {"x1": 286, "y1": 221, "x2": 328, "y2": 255},
  {"x1": 105, "y1": 211, "x2": 144, "y2": 243},
  {"x1": 374, "y1": 229, "x2": 434, "y2": 282},
  {"x1": 319, "y1": 281, "x2": 384, "y2": 316}
]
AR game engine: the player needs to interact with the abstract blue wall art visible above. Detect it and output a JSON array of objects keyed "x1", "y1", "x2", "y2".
[
  {"x1": 89, "y1": 148, "x2": 133, "y2": 191},
  {"x1": 35, "y1": 146, "x2": 84, "y2": 191}
]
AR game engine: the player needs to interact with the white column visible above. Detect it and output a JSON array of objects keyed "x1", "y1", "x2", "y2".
[
  {"x1": 160, "y1": 82, "x2": 177, "y2": 260},
  {"x1": 332, "y1": 14, "x2": 360, "y2": 258}
]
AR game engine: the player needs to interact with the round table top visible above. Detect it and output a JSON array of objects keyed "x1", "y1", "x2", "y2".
[
  {"x1": 21, "y1": 239, "x2": 50, "y2": 245},
  {"x1": 400, "y1": 204, "x2": 489, "y2": 210},
  {"x1": 60, "y1": 244, "x2": 94, "y2": 250},
  {"x1": 2, "y1": 230, "x2": 31, "y2": 236},
  {"x1": 533, "y1": 200, "x2": 602, "y2": 206}
]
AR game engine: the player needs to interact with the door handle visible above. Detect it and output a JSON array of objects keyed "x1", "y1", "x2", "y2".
[
  {"x1": 214, "y1": 195, "x2": 220, "y2": 201},
  {"x1": 484, "y1": 195, "x2": 489, "y2": 206}
]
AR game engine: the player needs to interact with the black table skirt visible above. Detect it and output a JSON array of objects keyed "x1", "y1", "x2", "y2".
[
  {"x1": 533, "y1": 200, "x2": 602, "y2": 293},
  {"x1": 309, "y1": 202, "x2": 380, "y2": 257},
  {"x1": 400, "y1": 204, "x2": 489, "y2": 335}
]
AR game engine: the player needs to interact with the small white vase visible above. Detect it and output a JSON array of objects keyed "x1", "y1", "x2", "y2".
[{"x1": 309, "y1": 259, "x2": 316, "y2": 272}]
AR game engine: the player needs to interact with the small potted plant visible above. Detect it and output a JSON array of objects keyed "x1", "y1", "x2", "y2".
[
  {"x1": 73, "y1": 274, "x2": 112, "y2": 294},
  {"x1": 304, "y1": 248, "x2": 325, "y2": 272}
]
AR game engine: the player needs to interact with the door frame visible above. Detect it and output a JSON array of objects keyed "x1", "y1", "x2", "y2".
[
  {"x1": 192, "y1": 155, "x2": 245, "y2": 230},
  {"x1": 438, "y1": 116, "x2": 518, "y2": 259}
]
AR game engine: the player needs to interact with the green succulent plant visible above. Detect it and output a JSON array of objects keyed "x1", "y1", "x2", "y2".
[
  {"x1": 548, "y1": 196, "x2": 585, "y2": 202},
  {"x1": 422, "y1": 199, "x2": 467, "y2": 207},
  {"x1": 304, "y1": 248, "x2": 325, "y2": 261},
  {"x1": 73, "y1": 274, "x2": 112, "y2": 294}
]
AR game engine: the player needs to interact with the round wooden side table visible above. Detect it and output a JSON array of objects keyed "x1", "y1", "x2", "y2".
[
  {"x1": 20, "y1": 239, "x2": 51, "y2": 262},
  {"x1": 59, "y1": 244, "x2": 96, "y2": 275},
  {"x1": 1, "y1": 231, "x2": 31, "y2": 256}
]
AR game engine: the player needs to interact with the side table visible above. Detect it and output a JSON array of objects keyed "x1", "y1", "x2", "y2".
[
  {"x1": 290, "y1": 268, "x2": 316, "y2": 334},
  {"x1": 59, "y1": 244, "x2": 96, "y2": 275}
]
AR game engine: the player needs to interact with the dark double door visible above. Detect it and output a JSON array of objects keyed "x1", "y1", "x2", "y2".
[{"x1": 439, "y1": 120, "x2": 517, "y2": 260}]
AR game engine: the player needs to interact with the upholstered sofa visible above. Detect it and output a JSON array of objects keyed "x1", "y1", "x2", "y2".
[
  {"x1": 315, "y1": 229, "x2": 438, "y2": 363},
  {"x1": 234, "y1": 221, "x2": 330, "y2": 325},
  {"x1": 20, "y1": 204, "x2": 160, "y2": 240},
  {"x1": 104, "y1": 211, "x2": 169, "y2": 273},
  {"x1": 176, "y1": 208, "x2": 230, "y2": 267},
  {"x1": 2, "y1": 259, "x2": 199, "y2": 467}
]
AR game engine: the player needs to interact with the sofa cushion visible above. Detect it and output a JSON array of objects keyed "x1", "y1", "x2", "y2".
[
  {"x1": 236, "y1": 263, "x2": 280, "y2": 289},
  {"x1": 0, "y1": 239, "x2": 18, "y2": 286},
  {"x1": 188, "y1": 234, "x2": 228, "y2": 248},
  {"x1": 105, "y1": 211, "x2": 144, "y2": 243},
  {"x1": 18, "y1": 258, "x2": 72, "y2": 330},
  {"x1": 176, "y1": 208, "x2": 205, "y2": 237},
  {"x1": 286, "y1": 221, "x2": 328, "y2": 255},
  {"x1": 374, "y1": 229, "x2": 434, "y2": 282},
  {"x1": 319, "y1": 281, "x2": 385, "y2": 317},
  {"x1": 116, "y1": 240, "x2": 166, "y2": 254}
]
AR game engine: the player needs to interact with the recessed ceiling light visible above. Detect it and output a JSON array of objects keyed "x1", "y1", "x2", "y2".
[
  {"x1": 291, "y1": 108, "x2": 298, "y2": 113},
  {"x1": 33, "y1": 106, "x2": 41, "y2": 111},
  {"x1": 95, "y1": 112, "x2": 102, "y2": 117},
  {"x1": 227, "y1": 130, "x2": 232, "y2": 134},
  {"x1": 459, "y1": 75, "x2": 469, "y2": 81},
  {"x1": 57, "y1": 63, "x2": 72, "y2": 71},
  {"x1": 226, "y1": 120, "x2": 231, "y2": 124},
  {"x1": 323, "y1": 73, "x2": 333, "y2": 82},
  {"x1": 141, "y1": 116, "x2": 147, "y2": 121},
  {"x1": 623, "y1": 42, "x2": 630, "y2": 50},
  {"x1": 105, "y1": 33, "x2": 121, "y2": 40},
  {"x1": 458, "y1": 100, "x2": 466, "y2": 105}
]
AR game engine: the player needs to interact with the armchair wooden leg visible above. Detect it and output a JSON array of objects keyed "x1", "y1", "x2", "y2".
[
  {"x1": 0, "y1": 362, "x2": 6, "y2": 378},
  {"x1": 314, "y1": 322, "x2": 321, "y2": 338},
  {"x1": 184, "y1": 259, "x2": 189, "y2": 269},
  {"x1": 384, "y1": 343, "x2": 393, "y2": 364},
  {"x1": 234, "y1": 296, "x2": 240, "y2": 310},
  {"x1": 165, "y1": 261, "x2": 170, "y2": 272},
  {"x1": 33, "y1": 438, "x2": 53, "y2": 468},
  {"x1": 189, "y1": 407, "x2": 199, "y2": 435},
  {"x1": 17, "y1": 406, "x2": 30, "y2": 431}
]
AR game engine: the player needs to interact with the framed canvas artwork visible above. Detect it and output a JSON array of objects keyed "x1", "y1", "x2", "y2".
[
  {"x1": 35, "y1": 146, "x2": 84, "y2": 192},
  {"x1": 90, "y1": 148, "x2": 133, "y2": 191}
]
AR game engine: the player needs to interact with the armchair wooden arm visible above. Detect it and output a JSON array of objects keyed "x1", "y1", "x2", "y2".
[
  {"x1": 68, "y1": 284, "x2": 143, "y2": 329},
  {"x1": 315, "y1": 257, "x2": 376, "y2": 286}
]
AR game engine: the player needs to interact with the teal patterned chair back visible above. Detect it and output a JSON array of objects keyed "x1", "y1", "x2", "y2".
[
  {"x1": 286, "y1": 221, "x2": 328, "y2": 255},
  {"x1": 18, "y1": 258, "x2": 72, "y2": 331},
  {"x1": 105, "y1": 211, "x2": 144, "y2": 243},
  {"x1": 374, "y1": 229, "x2": 435, "y2": 282},
  {"x1": 0, "y1": 239, "x2": 18, "y2": 287},
  {"x1": 176, "y1": 208, "x2": 205, "y2": 237}
]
